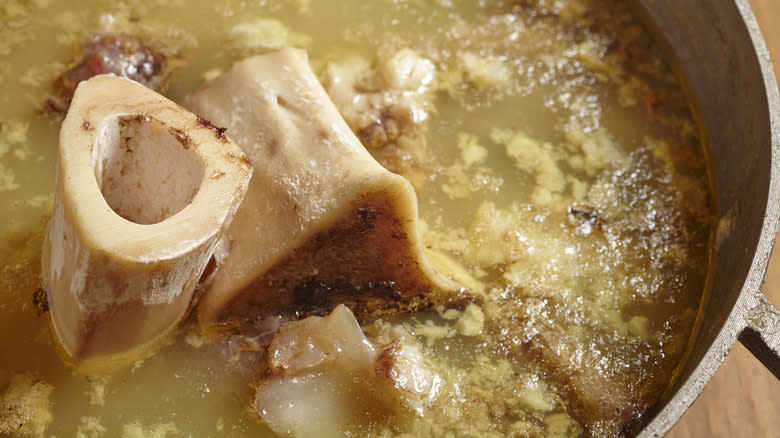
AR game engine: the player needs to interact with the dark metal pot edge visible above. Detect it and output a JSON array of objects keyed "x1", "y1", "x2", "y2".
[{"x1": 636, "y1": 1, "x2": 780, "y2": 436}]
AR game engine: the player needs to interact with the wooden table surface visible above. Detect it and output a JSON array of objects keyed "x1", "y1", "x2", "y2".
[{"x1": 667, "y1": 1, "x2": 780, "y2": 437}]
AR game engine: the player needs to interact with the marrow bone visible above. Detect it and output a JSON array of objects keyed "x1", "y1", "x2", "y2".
[
  {"x1": 41, "y1": 75, "x2": 252, "y2": 370},
  {"x1": 185, "y1": 48, "x2": 479, "y2": 330}
]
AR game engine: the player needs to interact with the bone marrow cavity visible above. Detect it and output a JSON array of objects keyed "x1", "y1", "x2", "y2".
[{"x1": 96, "y1": 116, "x2": 205, "y2": 225}]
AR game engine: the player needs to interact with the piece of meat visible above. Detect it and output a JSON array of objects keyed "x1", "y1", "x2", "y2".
[
  {"x1": 323, "y1": 50, "x2": 436, "y2": 189},
  {"x1": 41, "y1": 33, "x2": 173, "y2": 114},
  {"x1": 501, "y1": 299, "x2": 649, "y2": 437},
  {"x1": 525, "y1": 323, "x2": 647, "y2": 436},
  {"x1": 184, "y1": 48, "x2": 479, "y2": 332},
  {"x1": 41, "y1": 75, "x2": 252, "y2": 370}
]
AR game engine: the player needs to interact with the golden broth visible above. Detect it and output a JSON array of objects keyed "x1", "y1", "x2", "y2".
[{"x1": 0, "y1": 0, "x2": 714, "y2": 437}]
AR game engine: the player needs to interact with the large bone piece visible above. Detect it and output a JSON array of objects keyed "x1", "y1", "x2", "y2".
[
  {"x1": 41, "y1": 75, "x2": 252, "y2": 370},
  {"x1": 186, "y1": 48, "x2": 475, "y2": 331}
]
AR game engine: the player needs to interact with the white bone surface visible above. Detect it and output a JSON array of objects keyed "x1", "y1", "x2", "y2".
[
  {"x1": 185, "y1": 48, "x2": 476, "y2": 330},
  {"x1": 41, "y1": 75, "x2": 252, "y2": 370}
]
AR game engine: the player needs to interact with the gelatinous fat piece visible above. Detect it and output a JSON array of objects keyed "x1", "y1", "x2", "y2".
[
  {"x1": 185, "y1": 48, "x2": 478, "y2": 330},
  {"x1": 254, "y1": 305, "x2": 438, "y2": 437},
  {"x1": 374, "y1": 337, "x2": 441, "y2": 415},
  {"x1": 41, "y1": 75, "x2": 252, "y2": 370}
]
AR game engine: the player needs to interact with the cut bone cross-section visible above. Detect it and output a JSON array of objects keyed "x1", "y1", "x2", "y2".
[
  {"x1": 41, "y1": 75, "x2": 252, "y2": 370},
  {"x1": 185, "y1": 48, "x2": 479, "y2": 331}
]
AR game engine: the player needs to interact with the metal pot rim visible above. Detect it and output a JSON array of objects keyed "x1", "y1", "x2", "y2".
[{"x1": 637, "y1": 1, "x2": 780, "y2": 436}]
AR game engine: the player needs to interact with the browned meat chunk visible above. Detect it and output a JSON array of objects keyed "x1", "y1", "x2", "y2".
[
  {"x1": 42, "y1": 33, "x2": 173, "y2": 114},
  {"x1": 498, "y1": 298, "x2": 651, "y2": 437},
  {"x1": 524, "y1": 322, "x2": 648, "y2": 436},
  {"x1": 356, "y1": 104, "x2": 428, "y2": 188}
]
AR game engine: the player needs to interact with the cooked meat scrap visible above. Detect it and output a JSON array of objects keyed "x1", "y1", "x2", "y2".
[
  {"x1": 41, "y1": 33, "x2": 174, "y2": 114},
  {"x1": 323, "y1": 50, "x2": 436, "y2": 189},
  {"x1": 495, "y1": 299, "x2": 650, "y2": 438},
  {"x1": 567, "y1": 203, "x2": 605, "y2": 234},
  {"x1": 524, "y1": 323, "x2": 647, "y2": 436}
]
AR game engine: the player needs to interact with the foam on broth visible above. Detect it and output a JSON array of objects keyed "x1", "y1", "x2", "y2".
[{"x1": 0, "y1": 0, "x2": 714, "y2": 436}]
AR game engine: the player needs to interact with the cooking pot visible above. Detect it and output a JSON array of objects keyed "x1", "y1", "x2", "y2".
[
  {"x1": 3, "y1": 1, "x2": 774, "y2": 435},
  {"x1": 633, "y1": 0, "x2": 780, "y2": 436}
]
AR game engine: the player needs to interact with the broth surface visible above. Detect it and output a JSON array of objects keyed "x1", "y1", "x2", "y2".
[{"x1": 0, "y1": 0, "x2": 714, "y2": 437}]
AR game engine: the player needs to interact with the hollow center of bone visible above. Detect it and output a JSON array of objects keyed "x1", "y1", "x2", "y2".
[{"x1": 95, "y1": 115, "x2": 205, "y2": 225}]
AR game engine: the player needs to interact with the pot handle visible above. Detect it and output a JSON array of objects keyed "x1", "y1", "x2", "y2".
[{"x1": 738, "y1": 289, "x2": 780, "y2": 379}]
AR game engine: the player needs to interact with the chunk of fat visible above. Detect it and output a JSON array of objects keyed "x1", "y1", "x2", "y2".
[
  {"x1": 266, "y1": 304, "x2": 376, "y2": 372},
  {"x1": 375, "y1": 338, "x2": 441, "y2": 415},
  {"x1": 185, "y1": 48, "x2": 476, "y2": 330},
  {"x1": 41, "y1": 75, "x2": 252, "y2": 371},
  {"x1": 254, "y1": 305, "x2": 438, "y2": 437},
  {"x1": 256, "y1": 306, "x2": 376, "y2": 437}
]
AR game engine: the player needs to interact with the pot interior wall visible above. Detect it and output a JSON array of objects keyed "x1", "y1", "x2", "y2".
[{"x1": 634, "y1": 0, "x2": 775, "y2": 432}]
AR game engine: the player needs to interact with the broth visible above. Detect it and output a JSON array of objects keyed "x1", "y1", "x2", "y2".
[{"x1": 0, "y1": 0, "x2": 714, "y2": 437}]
